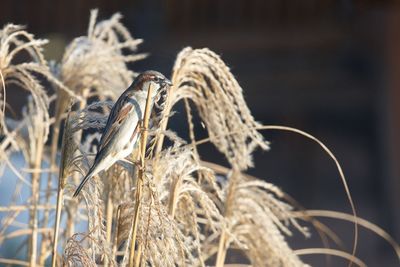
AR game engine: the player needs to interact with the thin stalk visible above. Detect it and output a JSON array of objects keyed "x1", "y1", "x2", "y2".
[
  {"x1": 183, "y1": 98, "x2": 199, "y2": 161},
  {"x1": 65, "y1": 89, "x2": 87, "y2": 244},
  {"x1": 154, "y1": 100, "x2": 172, "y2": 156},
  {"x1": 0, "y1": 204, "x2": 55, "y2": 212},
  {"x1": 294, "y1": 248, "x2": 366, "y2": 267},
  {"x1": 41, "y1": 98, "x2": 62, "y2": 266},
  {"x1": 167, "y1": 175, "x2": 182, "y2": 218},
  {"x1": 50, "y1": 186, "x2": 63, "y2": 267},
  {"x1": 1, "y1": 228, "x2": 52, "y2": 242},
  {"x1": 113, "y1": 205, "x2": 122, "y2": 260},
  {"x1": 51, "y1": 102, "x2": 73, "y2": 267},
  {"x1": 134, "y1": 245, "x2": 143, "y2": 267},
  {"x1": 0, "y1": 70, "x2": 6, "y2": 132},
  {"x1": 128, "y1": 177, "x2": 142, "y2": 266},
  {"x1": 65, "y1": 209, "x2": 75, "y2": 241},
  {"x1": 29, "y1": 132, "x2": 44, "y2": 267},
  {"x1": 0, "y1": 258, "x2": 31, "y2": 266},
  {"x1": 128, "y1": 83, "x2": 154, "y2": 267},
  {"x1": 215, "y1": 169, "x2": 239, "y2": 267},
  {"x1": 104, "y1": 190, "x2": 113, "y2": 267},
  {"x1": 215, "y1": 231, "x2": 228, "y2": 267}
]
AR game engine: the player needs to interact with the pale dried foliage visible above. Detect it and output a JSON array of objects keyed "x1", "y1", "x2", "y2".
[
  {"x1": 63, "y1": 233, "x2": 97, "y2": 267},
  {"x1": 218, "y1": 175, "x2": 310, "y2": 267},
  {"x1": 164, "y1": 47, "x2": 269, "y2": 170},
  {"x1": 54, "y1": 9, "x2": 146, "y2": 114},
  {"x1": 0, "y1": 10, "x2": 398, "y2": 267},
  {"x1": 0, "y1": 23, "x2": 51, "y2": 146}
]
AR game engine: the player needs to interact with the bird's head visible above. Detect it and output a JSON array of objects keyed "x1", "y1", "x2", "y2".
[{"x1": 133, "y1": 70, "x2": 172, "y2": 98}]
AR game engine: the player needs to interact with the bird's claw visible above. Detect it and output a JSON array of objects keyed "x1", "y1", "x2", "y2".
[
  {"x1": 140, "y1": 126, "x2": 148, "y2": 133},
  {"x1": 133, "y1": 160, "x2": 145, "y2": 172}
]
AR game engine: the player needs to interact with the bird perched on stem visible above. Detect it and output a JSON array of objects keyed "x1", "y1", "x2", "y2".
[{"x1": 73, "y1": 70, "x2": 172, "y2": 197}]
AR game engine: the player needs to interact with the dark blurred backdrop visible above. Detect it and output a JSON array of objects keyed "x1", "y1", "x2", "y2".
[{"x1": 1, "y1": 0, "x2": 399, "y2": 266}]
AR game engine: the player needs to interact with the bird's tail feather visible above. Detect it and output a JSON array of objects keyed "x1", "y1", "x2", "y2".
[{"x1": 73, "y1": 166, "x2": 96, "y2": 198}]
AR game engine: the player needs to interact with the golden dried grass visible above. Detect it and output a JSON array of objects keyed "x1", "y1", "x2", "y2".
[{"x1": 0, "y1": 9, "x2": 397, "y2": 267}]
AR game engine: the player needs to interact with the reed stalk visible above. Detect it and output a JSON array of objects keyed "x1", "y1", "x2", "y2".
[
  {"x1": 167, "y1": 176, "x2": 182, "y2": 218},
  {"x1": 50, "y1": 185, "x2": 63, "y2": 267},
  {"x1": 51, "y1": 107, "x2": 72, "y2": 267},
  {"x1": 128, "y1": 83, "x2": 154, "y2": 267},
  {"x1": 113, "y1": 205, "x2": 122, "y2": 261},
  {"x1": 215, "y1": 169, "x2": 239, "y2": 267},
  {"x1": 65, "y1": 90, "x2": 88, "y2": 245},
  {"x1": 104, "y1": 190, "x2": 114, "y2": 267},
  {"x1": 40, "y1": 98, "x2": 63, "y2": 265},
  {"x1": 215, "y1": 231, "x2": 228, "y2": 267},
  {"x1": 29, "y1": 132, "x2": 44, "y2": 267}
]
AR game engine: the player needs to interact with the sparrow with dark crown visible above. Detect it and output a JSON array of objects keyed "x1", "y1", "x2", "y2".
[{"x1": 73, "y1": 70, "x2": 172, "y2": 197}]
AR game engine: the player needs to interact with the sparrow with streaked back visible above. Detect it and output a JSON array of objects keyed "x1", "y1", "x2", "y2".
[{"x1": 73, "y1": 70, "x2": 172, "y2": 197}]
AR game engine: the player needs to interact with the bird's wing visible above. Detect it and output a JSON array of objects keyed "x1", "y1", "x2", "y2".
[{"x1": 97, "y1": 93, "x2": 134, "y2": 155}]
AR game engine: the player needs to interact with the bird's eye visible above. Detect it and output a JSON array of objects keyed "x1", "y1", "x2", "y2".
[{"x1": 153, "y1": 76, "x2": 160, "y2": 82}]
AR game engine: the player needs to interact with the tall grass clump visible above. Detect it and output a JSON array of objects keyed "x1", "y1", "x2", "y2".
[{"x1": 0, "y1": 9, "x2": 399, "y2": 267}]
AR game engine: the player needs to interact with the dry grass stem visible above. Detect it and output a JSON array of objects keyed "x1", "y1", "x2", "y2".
[
  {"x1": 51, "y1": 106, "x2": 73, "y2": 267},
  {"x1": 294, "y1": 248, "x2": 366, "y2": 267},
  {"x1": 128, "y1": 82, "x2": 154, "y2": 267},
  {"x1": 293, "y1": 210, "x2": 400, "y2": 259}
]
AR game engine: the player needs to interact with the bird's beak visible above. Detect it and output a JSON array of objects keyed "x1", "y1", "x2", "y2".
[{"x1": 162, "y1": 78, "x2": 173, "y2": 87}]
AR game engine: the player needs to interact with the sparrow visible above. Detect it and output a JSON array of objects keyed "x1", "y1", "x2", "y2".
[{"x1": 73, "y1": 70, "x2": 172, "y2": 197}]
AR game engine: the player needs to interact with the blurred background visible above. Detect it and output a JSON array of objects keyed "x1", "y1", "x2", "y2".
[{"x1": 1, "y1": 0, "x2": 399, "y2": 266}]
